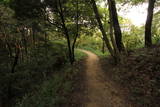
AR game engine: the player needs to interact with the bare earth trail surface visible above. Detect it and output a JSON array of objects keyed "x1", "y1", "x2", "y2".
[{"x1": 79, "y1": 50, "x2": 132, "y2": 107}]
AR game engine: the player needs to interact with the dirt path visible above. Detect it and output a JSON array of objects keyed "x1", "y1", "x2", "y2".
[{"x1": 80, "y1": 50, "x2": 131, "y2": 107}]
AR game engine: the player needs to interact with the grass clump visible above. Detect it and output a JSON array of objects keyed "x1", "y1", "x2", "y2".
[
  {"x1": 16, "y1": 64, "x2": 78, "y2": 107},
  {"x1": 75, "y1": 49, "x2": 87, "y2": 60}
]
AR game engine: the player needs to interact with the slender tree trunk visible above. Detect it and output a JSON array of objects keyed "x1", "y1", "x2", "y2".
[
  {"x1": 8, "y1": 43, "x2": 20, "y2": 102},
  {"x1": 22, "y1": 28, "x2": 28, "y2": 55},
  {"x1": 44, "y1": 32, "x2": 48, "y2": 56},
  {"x1": 32, "y1": 27, "x2": 36, "y2": 46},
  {"x1": 58, "y1": 0, "x2": 73, "y2": 64},
  {"x1": 11, "y1": 44, "x2": 20, "y2": 73},
  {"x1": 108, "y1": 0, "x2": 124, "y2": 52},
  {"x1": 145, "y1": 0, "x2": 155, "y2": 47},
  {"x1": 108, "y1": 0, "x2": 120, "y2": 61},
  {"x1": 72, "y1": 0, "x2": 79, "y2": 62},
  {"x1": 20, "y1": 46, "x2": 24, "y2": 63},
  {"x1": 91, "y1": 0, "x2": 114, "y2": 57},
  {"x1": 6, "y1": 41, "x2": 12, "y2": 58},
  {"x1": 102, "y1": 39, "x2": 105, "y2": 53}
]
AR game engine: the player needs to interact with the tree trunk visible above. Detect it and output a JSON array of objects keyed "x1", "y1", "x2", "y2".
[
  {"x1": 102, "y1": 39, "x2": 105, "y2": 54},
  {"x1": 91, "y1": 0, "x2": 114, "y2": 57},
  {"x1": 11, "y1": 44, "x2": 20, "y2": 73},
  {"x1": 108, "y1": 0, "x2": 124, "y2": 52},
  {"x1": 44, "y1": 32, "x2": 48, "y2": 56},
  {"x1": 145, "y1": 0, "x2": 155, "y2": 47},
  {"x1": 8, "y1": 44, "x2": 20, "y2": 101},
  {"x1": 32, "y1": 27, "x2": 36, "y2": 46},
  {"x1": 72, "y1": 0, "x2": 79, "y2": 62},
  {"x1": 22, "y1": 28, "x2": 28, "y2": 55},
  {"x1": 108, "y1": 0, "x2": 120, "y2": 62},
  {"x1": 58, "y1": 0, "x2": 73, "y2": 64}
]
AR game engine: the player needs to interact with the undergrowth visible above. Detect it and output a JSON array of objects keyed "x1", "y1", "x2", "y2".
[
  {"x1": 16, "y1": 64, "x2": 78, "y2": 107},
  {"x1": 101, "y1": 45, "x2": 160, "y2": 107},
  {"x1": 0, "y1": 40, "x2": 84, "y2": 107}
]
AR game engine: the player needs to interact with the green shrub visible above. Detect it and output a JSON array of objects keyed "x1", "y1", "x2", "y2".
[
  {"x1": 123, "y1": 34, "x2": 144, "y2": 50},
  {"x1": 16, "y1": 67, "x2": 74, "y2": 107},
  {"x1": 153, "y1": 34, "x2": 160, "y2": 44},
  {"x1": 75, "y1": 49, "x2": 87, "y2": 60},
  {"x1": 77, "y1": 36, "x2": 109, "y2": 57},
  {"x1": 0, "y1": 40, "x2": 69, "y2": 106}
]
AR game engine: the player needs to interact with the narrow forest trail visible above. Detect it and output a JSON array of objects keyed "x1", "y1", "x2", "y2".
[{"x1": 79, "y1": 50, "x2": 131, "y2": 107}]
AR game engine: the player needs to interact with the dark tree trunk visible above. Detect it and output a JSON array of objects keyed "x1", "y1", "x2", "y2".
[
  {"x1": 91, "y1": 0, "x2": 114, "y2": 57},
  {"x1": 44, "y1": 32, "x2": 48, "y2": 56},
  {"x1": 58, "y1": 0, "x2": 73, "y2": 64},
  {"x1": 8, "y1": 44, "x2": 20, "y2": 102},
  {"x1": 102, "y1": 40, "x2": 105, "y2": 54},
  {"x1": 145, "y1": 0, "x2": 155, "y2": 47},
  {"x1": 108, "y1": 0, "x2": 124, "y2": 52},
  {"x1": 72, "y1": 0, "x2": 79, "y2": 62},
  {"x1": 32, "y1": 27, "x2": 36, "y2": 46},
  {"x1": 11, "y1": 44, "x2": 20, "y2": 73},
  {"x1": 6, "y1": 41, "x2": 12, "y2": 58},
  {"x1": 22, "y1": 28, "x2": 28, "y2": 55},
  {"x1": 107, "y1": 0, "x2": 120, "y2": 62}
]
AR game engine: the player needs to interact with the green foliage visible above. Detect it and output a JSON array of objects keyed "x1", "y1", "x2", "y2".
[
  {"x1": 10, "y1": 0, "x2": 43, "y2": 19},
  {"x1": 78, "y1": 35, "x2": 109, "y2": 57},
  {"x1": 78, "y1": 35, "x2": 102, "y2": 50},
  {"x1": 82, "y1": 46, "x2": 109, "y2": 57},
  {"x1": 153, "y1": 35, "x2": 160, "y2": 44},
  {"x1": 117, "y1": 0, "x2": 145, "y2": 4},
  {"x1": 0, "y1": 0, "x2": 10, "y2": 4},
  {"x1": 0, "y1": 40, "x2": 68, "y2": 106},
  {"x1": 152, "y1": 11, "x2": 160, "y2": 44},
  {"x1": 75, "y1": 49, "x2": 87, "y2": 60},
  {"x1": 123, "y1": 34, "x2": 144, "y2": 50},
  {"x1": 16, "y1": 69, "x2": 74, "y2": 107},
  {"x1": 123, "y1": 26, "x2": 144, "y2": 50}
]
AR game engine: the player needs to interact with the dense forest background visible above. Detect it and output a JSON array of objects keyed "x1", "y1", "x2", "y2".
[{"x1": 0, "y1": 0, "x2": 160, "y2": 107}]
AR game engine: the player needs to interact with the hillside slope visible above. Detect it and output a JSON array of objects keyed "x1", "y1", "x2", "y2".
[{"x1": 101, "y1": 45, "x2": 160, "y2": 107}]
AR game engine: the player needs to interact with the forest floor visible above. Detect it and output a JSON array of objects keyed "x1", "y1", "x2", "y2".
[
  {"x1": 69, "y1": 50, "x2": 132, "y2": 107},
  {"x1": 70, "y1": 46, "x2": 160, "y2": 107},
  {"x1": 100, "y1": 46, "x2": 160, "y2": 107}
]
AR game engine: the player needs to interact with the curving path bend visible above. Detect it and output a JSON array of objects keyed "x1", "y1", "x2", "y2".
[{"x1": 79, "y1": 49, "x2": 131, "y2": 107}]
